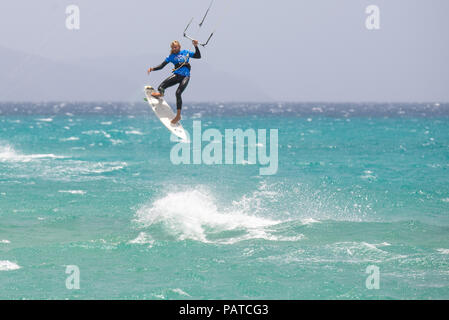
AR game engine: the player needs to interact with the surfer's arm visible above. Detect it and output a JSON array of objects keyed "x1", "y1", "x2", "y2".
[
  {"x1": 192, "y1": 46, "x2": 201, "y2": 59},
  {"x1": 151, "y1": 60, "x2": 169, "y2": 71}
]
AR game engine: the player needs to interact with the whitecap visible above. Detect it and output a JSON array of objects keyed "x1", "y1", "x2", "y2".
[
  {"x1": 134, "y1": 188, "x2": 301, "y2": 244},
  {"x1": 1, "y1": 153, "x2": 126, "y2": 181},
  {"x1": 361, "y1": 170, "x2": 377, "y2": 181},
  {"x1": 125, "y1": 130, "x2": 144, "y2": 135},
  {"x1": 110, "y1": 139, "x2": 123, "y2": 145},
  {"x1": 128, "y1": 232, "x2": 154, "y2": 245},
  {"x1": 328, "y1": 241, "x2": 404, "y2": 263},
  {"x1": 82, "y1": 130, "x2": 111, "y2": 138},
  {"x1": 0, "y1": 261, "x2": 21, "y2": 271},
  {"x1": 0, "y1": 144, "x2": 67, "y2": 162},
  {"x1": 45, "y1": 161, "x2": 127, "y2": 178},
  {"x1": 58, "y1": 190, "x2": 86, "y2": 195},
  {"x1": 171, "y1": 288, "x2": 190, "y2": 297},
  {"x1": 300, "y1": 218, "x2": 320, "y2": 225},
  {"x1": 60, "y1": 137, "x2": 79, "y2": 142}
]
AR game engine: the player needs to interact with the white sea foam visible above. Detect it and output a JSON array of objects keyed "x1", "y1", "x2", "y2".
[
  {"x1": 0, "y1": 240, "x2": 11, "y2": 244},
  {"x1": 128, "y1": 232, "x2": 154, "y2": 246},
  {"x1": 110, "y1": 139, "x2": 123, "y2": 145},
  {"x1": 261, "y1": 241, "x2": 400, "y2": 265},
  {"x1": 372, "y1": 242, "x2": 391, "y2": 247},
  {"x1": 171, "y1": 288, "x2": 190, "y2": 296},
  {"x1": 0, "y1": 260, "x2": 21, "y2": 271},
  {"x1": 58, "y1": 190, "x2": 86, "y2": 195},
  {"x1": 1, "y1": 143, "x2": 126, "y2": 181},
  {"x1": 328, "y1": 242, "x2": 404, "y2": 263},
  {"x1": 87, "y1": 162, "x2": 127, "y2": 173},
  {"x1": 82, "y1": 130, "x2": 111, "y2": 138},
  {"x1": 300, "y1": 218, "x2": 320, "y2": 225},
  {"x1": 361, "y1": 170, "x2": 377, "y2": 181},
  {"x1": 0, "y1": 144, "x2": 66, "y2": 162},
  {"x1": 436, "y1": 248, "x2": 449, "y2": 255},
  {"x1": 37, "y1": 161, "x2": 127, "y2": 181},
  {"x1": 36, "y1": 118, "x2": 53, "y2": 122},
  {"x1": 60, "y1": 137, "x2": 79, "y2": 141},
  {"x1": 134, "y1": 188, "x2": 303, "y2": 244},
  {"x1": 125, "y1": 130, "x2": 144, "y2": 135}
]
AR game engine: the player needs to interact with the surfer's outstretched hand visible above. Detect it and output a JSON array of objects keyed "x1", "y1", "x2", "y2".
[
  {"x1": 192, "y1": 39, "x2": 199, "y2": 47},
  {"x1": 147, "y1": 67, "x2": 153, "y2": 75}
]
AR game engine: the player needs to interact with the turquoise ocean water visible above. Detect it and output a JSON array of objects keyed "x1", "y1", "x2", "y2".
[{"x1": 0, "y1": 102, "x2": 448, "y2": 299}]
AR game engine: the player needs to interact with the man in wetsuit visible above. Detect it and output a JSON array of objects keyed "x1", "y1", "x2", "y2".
[{"x1": 147, "y1": 40, "x2": 201, "y2": 124}]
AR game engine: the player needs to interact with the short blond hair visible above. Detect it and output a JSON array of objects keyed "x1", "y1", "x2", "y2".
[{"x1": 171, "y1": 40, "x2": 181, "y2": 47}]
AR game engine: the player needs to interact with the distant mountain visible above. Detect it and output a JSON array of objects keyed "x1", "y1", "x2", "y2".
[{"x1": 0, "y1": 46, "x2": 272, "y2": 102}]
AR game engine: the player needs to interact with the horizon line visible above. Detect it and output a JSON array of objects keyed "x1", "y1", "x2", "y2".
[{"x1": 0, "y1": 101, "x2": 447, "y2": 105}]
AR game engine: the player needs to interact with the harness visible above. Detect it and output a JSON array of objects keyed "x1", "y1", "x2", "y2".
[{"x1": 172, "y1": 53, "x2": 191, "y2": 73}]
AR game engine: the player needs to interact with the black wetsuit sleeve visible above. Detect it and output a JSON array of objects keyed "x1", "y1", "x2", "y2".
[
  {"x1": 192, "y1": 46, "x2": 201, "y2": 59},
  {"x1": 152, "y1": 60, "x2": 168, "y2": 71}
]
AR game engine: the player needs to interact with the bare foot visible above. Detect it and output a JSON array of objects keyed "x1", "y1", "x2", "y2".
[
  {"x1": 171, "y1": 115, "x2": 181, "y2": 125},
  {"x1": 151, "y1": 92, "x2": 162, "y2": 98}
]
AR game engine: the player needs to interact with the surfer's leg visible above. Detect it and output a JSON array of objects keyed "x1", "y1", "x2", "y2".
[
  {"x1": 175, "y1": 76, "x2": 190, "y2": 110},
  {"x1": 171, "y1": 76, "x2": 190, "y2": 125},
  {"x1": 153, "y1": 74, "x2": 179, "y2": 97}
]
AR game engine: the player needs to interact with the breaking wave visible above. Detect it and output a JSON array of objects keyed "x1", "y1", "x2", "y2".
[{"x1": 134, "y1": 187, "x2": 305, "y2": 244}]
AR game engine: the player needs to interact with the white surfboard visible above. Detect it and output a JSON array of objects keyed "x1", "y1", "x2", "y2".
[{"x1": 144, "y1": 86, "x2": 188, "y2": 141}]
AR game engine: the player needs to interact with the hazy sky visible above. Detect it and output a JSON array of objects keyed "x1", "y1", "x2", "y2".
[{"x1": 1, "y1": 0, "x2": 448, "y2": 102}]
